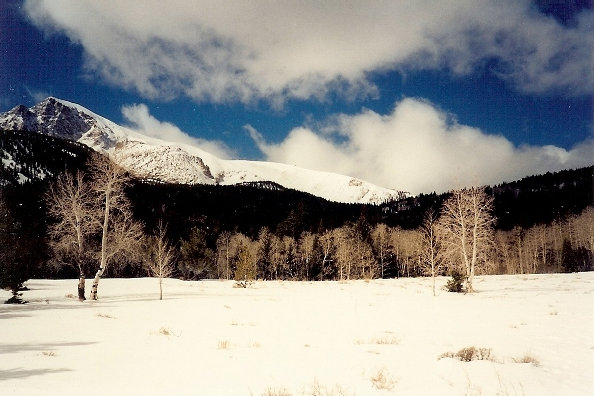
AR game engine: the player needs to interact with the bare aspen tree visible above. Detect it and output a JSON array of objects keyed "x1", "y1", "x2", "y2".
[
  {"x1": 269, "y1": 235, "x2": 284, "y2": 280},
  {"x1": 216, "y1": 231, "x2": 232, "y2": 279},
  {"x1": 371, "y1": 224, "x2": 390, "y2": 279},
  {"x1": 355, "y1": 237, "x2": 376, "y2": 280},
  {"x1": 388, "y1": 227, "x2": 401, "y2": 277},
  {"x1": 333, "y1": 226, "x2": 355, "y2": 280},
  {"x1": 269, "y1": 235, "x2": 296, "y2": 279},
  {"x1": 524, "y1": 225, "x2": 547, "y2": 273},
  {"x1": 281, "y1": 236, "x2": 297, "y2": 279},
  {"x1": 88, "y1": 154, "x2": 143, "y2": 300},
  {"x1": 319, "y1": 229, "x2": 334, "y2": 281},
  {"x1": 394, "y1": 229, "x2": 421, "y2": 277},
  {"x1": 298, "y1": 231, "x2": 316, "y2": 280},
  {"x1": 420, "y1": 209, "x2": 446, "y2": 295},
  {"x1": 494, "y1": 230, "x2": 514, "y2": 274},
  {"x1": 574, "y1": 207, "x2": 594, "y2": 254},
  {"x1": 551, "y1": 220, "x2": 565, "y2": 271},
  {"x1": 535, "y1": 224, "x2": 550, "y2": 271},
  {"x1": 255, "y1": 227, "x2": 272, "y2": 280},
  {"x1": 438, "y1": 187, "x2": 494, "y2": 292},
  {"x1": 146, "y1": 221, "x2": 176, "y2": 300},
  {"x1": 45, "y1": 171, "x2": 98, "y2": 301}
]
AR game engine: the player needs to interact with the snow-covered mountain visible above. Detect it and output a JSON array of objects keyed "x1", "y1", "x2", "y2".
[{"x1": 0, "y1": 97, "x2": 405, "y2": 203}]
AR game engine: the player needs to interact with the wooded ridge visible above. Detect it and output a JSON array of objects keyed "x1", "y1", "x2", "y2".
[{"x1": 1, "y1": 129, "x2": 592, "y2": 290}]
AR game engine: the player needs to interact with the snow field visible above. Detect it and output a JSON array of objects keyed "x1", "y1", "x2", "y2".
[{"x1": 1, "y1": 273, "x2": 593, "y2": 395}]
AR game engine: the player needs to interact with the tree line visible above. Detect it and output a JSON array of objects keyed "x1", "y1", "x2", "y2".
[
  {"x1": 1, "y1": 143, "x2": 593, "y2": 300},
  {"x1": 43, "y1": 153, "x2": 592, "y2": 295},
  {"x1": 196, "y1": 190, "x2": 592, "y2": 293}
]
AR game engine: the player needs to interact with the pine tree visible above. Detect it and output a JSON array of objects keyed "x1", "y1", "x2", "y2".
[{"x1": 0, "y1": 191, "x2": 30, "y2": 303}]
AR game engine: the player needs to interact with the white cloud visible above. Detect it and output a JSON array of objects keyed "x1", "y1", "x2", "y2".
[
  {"x1": 251, "y1": 98, "x2": 594, "y2": 194},
  {"x1": 121, "y1": 103, "x2": 233, "y2": 159},
  {"x1": 23, "y1": 0, "x2": 592, "y2": 103}
]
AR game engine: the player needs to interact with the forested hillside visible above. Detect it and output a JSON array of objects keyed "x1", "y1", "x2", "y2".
[
  {"x1": 0, "y1": 130, "x2": 95, "y2": 185},
  {"x1": 1, "y1": 129, "x2": 592, "y2": 285}
]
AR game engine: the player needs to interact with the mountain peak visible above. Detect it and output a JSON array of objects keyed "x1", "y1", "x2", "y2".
[{"x1": 0, "y1": 98, "x2": 405, "y2": 204}]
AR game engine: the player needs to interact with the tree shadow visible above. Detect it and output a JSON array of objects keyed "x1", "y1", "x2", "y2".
[
  {"x1": 0, "y1": 302, "x2": 109, "y2": 318},
  {"x1": 0, "y1": 367, "x2": 72, "y2": 381},
  {"x1": 93, "y1": 293, "x2": 188, "y2": 303},
  {"x1": 0, "y1": 341, "x2": 97, "y2": 355},
  {"x1": 0, "y1": 312, "x2": 32, "y2": 319}
]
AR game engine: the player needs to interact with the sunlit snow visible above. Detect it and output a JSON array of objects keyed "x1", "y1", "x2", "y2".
[{"x1": 1, "y1": 273, "x2": 592, "y2": 395}]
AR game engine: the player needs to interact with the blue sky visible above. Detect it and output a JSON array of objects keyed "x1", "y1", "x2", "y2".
[{"x1": 1, "y1": 0, "x2": 592, "y2": 193}]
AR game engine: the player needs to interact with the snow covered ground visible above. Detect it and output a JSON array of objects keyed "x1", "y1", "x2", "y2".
[{"x1": 1, "y1": 273, "x2": 593, "y2": 395}]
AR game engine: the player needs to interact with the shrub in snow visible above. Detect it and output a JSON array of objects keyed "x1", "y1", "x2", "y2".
[
  {"x1": 370, "y1": 368, "x2": 396, "y2": 391},
  {"x1": 445, "y1": 270, "x2": 466, "y2": 293},
  {"x1": 440, "y1": 346, "x2": 493, "y2": 362},
  {"x1": 513, "y1": 353, "x2": 540, "y2": 366},
  {"x1": 4, "y1": 290, "x2": 27, "y2": 304},
  {"x1": 262, "y1": 386, "x2": 292, "y2": 396}
]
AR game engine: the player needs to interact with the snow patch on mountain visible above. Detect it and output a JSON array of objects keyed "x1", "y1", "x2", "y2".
[{"x1": 0, "y1": 98, "x2": 406, "y2": 204}]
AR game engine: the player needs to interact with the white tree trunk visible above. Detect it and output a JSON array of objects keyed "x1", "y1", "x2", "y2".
[
  {"x1": 90, "y1": 188, "x2": 111, "y2": 301},
  {"x1": 159, "y1": 277, "x2": 163, "y2": 301}
]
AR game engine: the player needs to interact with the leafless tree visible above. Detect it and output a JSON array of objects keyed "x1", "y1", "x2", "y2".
[
  {"x1": 268, "y1": 234, "x2": 284, "y2": 280},
  {"x1": 216, "y1": 231, "x2": 232, "y2": 279},
  {"x1": 371, "y1": 224, "x2": 390, "y2": 279},
  {"x1": 574, "y1": 207, "x2": 594, "y2": 254},
  {"x1": 45, "y1": 171, "x2": 99, "y2": 300},
  {"x1": 391, "y1": 228, "x2": 421, "y2": 277},
  {"x1": 255, "y1": 227, "x2": 272, "y2": 279},
  {"x1": 388, "y1": 226, "x2": 404, "y2": 277},
  {"x1": 438, "y1": 187, "x2": 494, "y2": 292},
  {"x1": 420, "y1": 209, "x2": 446, "y2": 295},
  {"x1": 298, "y1": 231, "x2": 316, "y2": 280},
  {"x1": 493, "y1": 230, "x2": 514, "y2": 274},
  {"x1": 145, "y1": 221, "x2": 176, "y2": 300},
  {"x1": 319, "y1": 229, "x2": 334, "y2": 280},
  {"x1": 333, "y1": 225, "x2": 360, "y2": 280},
  {"x1": 354, "y1": 236, "x2": 376, "y2": 280},
  {"x1": 87, "y1": 154, "x2": 144, "y2": 300}
]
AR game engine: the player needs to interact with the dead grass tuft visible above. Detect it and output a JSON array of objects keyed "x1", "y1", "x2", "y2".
[
  {"x1": 370, "y1": 367, "x2": 396, "y2": 391},
  {"x1": 440, "y1": 346, "x2": 493, "y2": 362},
  {"x1": 41, "y1": 351, "x2": 57, "y2": 357},
  {"x1": 355, "y1": 334, "x2": 399, "y2": 345},
  {"x1": 308, "y1": 378, "x2": 352, "y2": 396},
  {"x1": 217, "y1": 339, "x2": 230, "y2": 349},
  {"x1": 159, "y1": 327, "x2": 171, "y2": 336},
  {"x1": 261, "y1": 387, "x2": 292, "y2": 396},
  {"x1": 513, "y1": 353, "x2": 540, "y2": 366},
  {"x1": 96, "y1": 313, "x2": 116, "y2": 319}
]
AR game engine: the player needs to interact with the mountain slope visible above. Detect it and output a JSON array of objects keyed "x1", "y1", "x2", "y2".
[
  {"x1": 0, "y1": 130, "x2": 95, "y2": 185},
  {"x1": 0, "y1": 98, "x2": 405, "y2": 204}
]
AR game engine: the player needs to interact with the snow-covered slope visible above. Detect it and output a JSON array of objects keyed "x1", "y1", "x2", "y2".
[{"x1": 0, "y1": 98, "x2": 405, "y2": 204}]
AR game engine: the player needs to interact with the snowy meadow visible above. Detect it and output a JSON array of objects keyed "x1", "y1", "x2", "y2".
[{"x1": 1, "y1": 273, "x2": 593, "y2": 395}]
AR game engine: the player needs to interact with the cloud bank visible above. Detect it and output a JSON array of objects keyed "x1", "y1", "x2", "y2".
[
  {"x1": 250, "y1": 98, "x2": 594, "y2": 194},
  {"x1": 23, "y1": 0, "x2": 592, "y2": 104},
  {"x1": 121, "y1": 103, "x2": 233, "y2": 159}
]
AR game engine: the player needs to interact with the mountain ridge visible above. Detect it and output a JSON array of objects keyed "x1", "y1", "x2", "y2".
[{"x1": 0, "y1": 97, "x2": 406, "y2": 204}]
